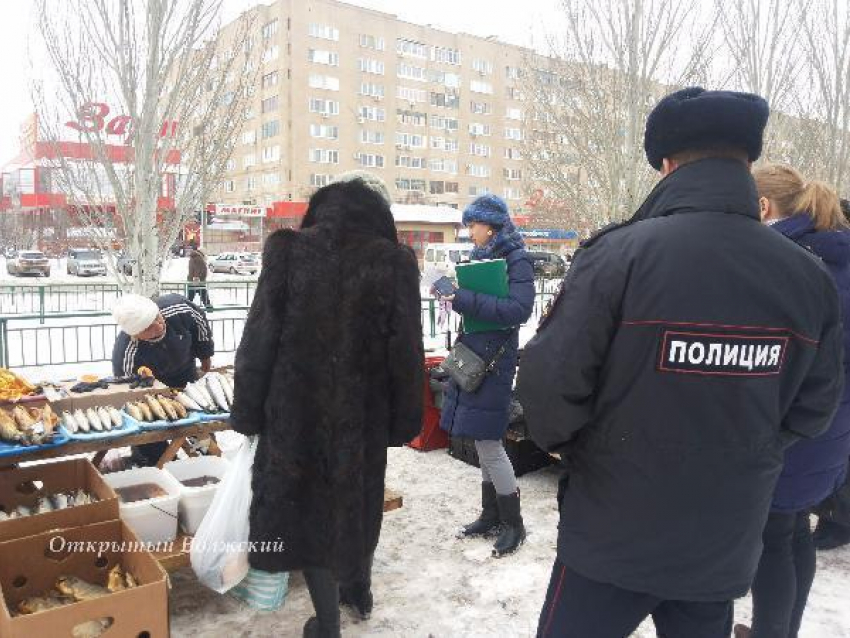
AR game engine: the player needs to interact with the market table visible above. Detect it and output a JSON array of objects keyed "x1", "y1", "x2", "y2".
[{"x1": 0, "y1": 420, "x2": 405, "y2": 572}]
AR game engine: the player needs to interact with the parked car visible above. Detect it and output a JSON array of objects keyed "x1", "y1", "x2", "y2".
[
  {"x1": 423, "y1": 243, "x2": 473, "y2": 278},
  {"x1": 116, "y1": 252, "x2": 136, "y2": 275},
  {"x1": 67, "y1": 248, "x2": 107, "y2": 276},
  {"x1": 528, "y1": 251, "x2": 567, "y2": 278},
  {"x1": 6, "y1": 250, "x2": 51, "y2": 277},
  {"x1": 208, "y1": 252, "x2": 259, "y2": 275}
]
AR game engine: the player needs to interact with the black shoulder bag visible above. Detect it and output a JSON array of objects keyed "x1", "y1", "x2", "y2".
[{"x1": 441, "y1": 333, "x2": 512, "y2": 393}]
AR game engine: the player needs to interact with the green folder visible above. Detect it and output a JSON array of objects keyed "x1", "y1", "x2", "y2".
[{"x1": 456, "y1": 258, "x2": 509, "y2": 333}]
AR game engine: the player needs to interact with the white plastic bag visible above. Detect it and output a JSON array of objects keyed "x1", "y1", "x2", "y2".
[{"x1": 191, "y1": 434, "x2": 258, "y2": 593}]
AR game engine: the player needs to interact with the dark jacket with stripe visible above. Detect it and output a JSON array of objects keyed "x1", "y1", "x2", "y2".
[
  {"x1": 111, "y1": 294, "x2": 214, "y2": 388},
  {"x1": 516, "y1": 159, "x2": 844, "y2": 602},
  {"x1": 771, "y1": 213, "x2": 850, "y2": 513}
]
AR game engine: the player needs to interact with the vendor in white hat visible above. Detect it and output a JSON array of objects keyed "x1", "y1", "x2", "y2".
[{"x1": 112, "y1": 293, "x2": 214, "y2": 465}]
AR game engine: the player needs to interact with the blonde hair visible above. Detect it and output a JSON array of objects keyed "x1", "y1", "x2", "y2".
[{"x1": 752, "y1": 163, "x2": 847, "y2": 231}]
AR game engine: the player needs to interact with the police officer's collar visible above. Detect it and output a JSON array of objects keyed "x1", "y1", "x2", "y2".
[{"x1": 582, "y1": 158, "x2": 759, "y2": 249}]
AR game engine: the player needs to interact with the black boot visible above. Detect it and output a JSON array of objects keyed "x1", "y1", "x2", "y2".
[
  {"x1": 813, "y1": 519, "x2": 850, "y2": 551},
  {"x1": 340, "y1": 552, "x2": 373, "y2": 620},
  {"x1": 303, "y1": 569, "x2": 341, "y2": 638},
  {"x1": 492, "y1": 490, "x2": 526, "y2": 557},
  {"x1": 459, "y1": 482, "x2": 500, "y2": 538}
]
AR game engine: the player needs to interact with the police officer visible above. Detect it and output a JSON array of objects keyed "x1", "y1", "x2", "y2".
[
  {"x1": 517, "y1": 88, "x2": 844, "y2": 638},
  {"x1": 112, "y1": 293, "x2": 214, "y2": 466}
]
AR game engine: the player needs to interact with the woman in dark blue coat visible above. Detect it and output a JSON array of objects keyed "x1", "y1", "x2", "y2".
[
  {"x1": 437, "y1": 194, "x2": 535, "y2": 557},
  {"x1": 735, "y1": 164, "x2": 850, "y2": 638}
]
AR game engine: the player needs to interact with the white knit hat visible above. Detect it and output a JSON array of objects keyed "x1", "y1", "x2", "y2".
[
  {"x1": 113, "y1": 294, "x2": 159, "y2": 336},
  {"x1": 331, "y1": 170, "x2": 392, "y2": 205}
]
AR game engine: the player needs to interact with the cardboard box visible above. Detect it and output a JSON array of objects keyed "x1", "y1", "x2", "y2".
[
  {"x1": 46, "y1": 381, "x2": 169, "y2": 415},
  {"x1": 0, "y1": 459, "x2": 119, "y2": 543},
  {"x1": 0, "y1": 519, "x2": 169, "y2": 637}
]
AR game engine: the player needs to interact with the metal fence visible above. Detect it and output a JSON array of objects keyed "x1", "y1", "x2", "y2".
[
  {"x1": 0, "y1": 284, "x2": 560, "y2": 370},
  {"x1": 0, "y1": 281, "x2": 258, "y2": 320}
]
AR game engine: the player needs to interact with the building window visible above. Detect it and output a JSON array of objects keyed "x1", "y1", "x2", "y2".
[
  {"x1": 430, "y1": 90, "x2": 460, "y2": 109},
  {"x1": 445, "y1": 181, "x2": 459, "y2": 193},
  {"x1": 310, "y1": 124, "x2": 339, "y2": 140},
  {"x1": 357, "y1": 153, "x2": 385, "y2": 168},
  {"x1": 396, "y1": 38, "x2": 429, "y2": 59},
  {"x1": 309, "y1": 98, "x2": 340, "y2": 115},
  {"x1": 310, "y1": 173, "x2": 334, "y2": 187},
  {"x1": 469, "y1": 185, "x2": 491, "y2": 197},
  {"x1": 224, "y1": 180, "x2": 235, "y2": 193},
  {"x1": 444, "y1": 138, "x2": 459, "y2": 152},
  {"x1": 397, "y1": 63, "x2": 427, "y2": 82},
  {"x1": 309, "y1": 23, "x2": 339, "y2": 41},
  {"x1": 396, "y1": 109, "x2": 427, "y2": 126},
  {"x1": 429, "y1": 158, "x2": 458, "y2": 174},
  {"x1": 395, "y1": 132, "x2": 426, "y2": 148},
  {"x1": 261, "y1": 120, "x2": 280, "y2": 139},
  {"x1": 261, "y1": 71, "x2": 279, "y2": 88},
  {"x1": 308, "y1": 49, "x2": 340, "y2": 66},
  {"x1": 242, "y1": 130, "x2": 256, "y2": 145},
  {"x1": 359, "y1": 106, "x2": 386, "y2": 122},
  {"x1": 472, "y1": 58, "x2": 493, "y2": 75},
  {"x1": 261, "y1": 145, "x2": 281, "y2": 163},
  {"x1": 360, "y1": 130, "x2": 385, "y2": 144},
  {"x1": 429, "y1": 70, "x2": 460, "y2": 88},
  {"x1": 395, "y1": 178, "x2": 427, "y2": 191},
  {"x1": 358, "y1": 58, "x2": 385, "y2": 75},
  {"x1": 470, "y1": 101, "x2": 492, "y2": 115},
  {"x1": 261, "y1": 19, "x2": 279, "y2": 40},
  {"x1": 469, "y1": 123, "x2": 491, "y2": 136},
  {"x1": 503, "y1": 168, "x2": 523, "y2": 180},
  {"x1": 262, "y1": 173, "x2": 280, "y2": 187},
  {"x1": 467, "y1": 164, "x2": 490, "y2": 178},
  {"x1": 506, "y1": 86, "x2": 524, "y2": 100},
  {"x1": 359, "y1": 34, "x2": 385, "y2": 50},
  {"x1": 261, "y1": 95, "x2": 279, "y2": 113},
  {"x1": 395, "y1": 155, "x2": 426, "y2": 169},
  {"x1": 504, "y1": 187, "x2": 522, "y2": 200},
  {"x1": 504, "y1": 147, "x2": 523, "y2": 160},
  {"x1": 359, "y1": 82, "x2": 385, "y2": 98},
  {"x1": 262, "y1": 45, "x2": 279, "y2": 63},
  {"x1": 397, "y1": 86, "x2": 427, "y2": 103},
  {"x1": 506, "y1": 107, "x2": 523, "y2": 120},
  {"x1": 243, "y1": 154, "x2": 256, "y2": 169},
  {"x1": 432, "y1": 46, "x2": 461, "y2": 65},
  {"x1": 469, "y1": 143, "x2": 492, "y2": 157},
  {"x1": 309, "y1": 74, "x2": 340, "y2": 91},
  {"x1": 471, "y1": 80, "x2": 493, "y2": 94},
  {"x1": 505, "y1": 66, "x2": 523, "y2": 80},
  {"x1": 309, "y1": 149, "x2": 340, "y2": 164},
  {"x1": 225, "y1": 159, "x2": 235, "y2": 171}
]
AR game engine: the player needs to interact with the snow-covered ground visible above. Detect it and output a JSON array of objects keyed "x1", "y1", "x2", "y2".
[{"x1": 167, "y1": 441, "x2": 850, "y2": 637}]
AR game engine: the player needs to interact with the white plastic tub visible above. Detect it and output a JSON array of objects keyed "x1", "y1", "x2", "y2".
[
  {"x1": 163, "y1": 456, "x2": 231, "y2": 535},
  {"x1": 102, "y1": 466, "x2": 183, "y2": 544}
]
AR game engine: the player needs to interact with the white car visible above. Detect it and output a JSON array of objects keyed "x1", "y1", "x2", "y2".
[{"x1": 208, "y1": 252, "x2": 259, "y2": 275}]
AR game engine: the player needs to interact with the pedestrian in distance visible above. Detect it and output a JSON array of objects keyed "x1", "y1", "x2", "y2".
[
  {"x1": 436, "y1": 194, "x2": 535, "y2": 557},
  {"x1": 731, "y1": 165, "x2": 850, "y2": 638},
  {"x1": 517, "y1": 87, "x2": 844, "y2": 638},
  {"x1": 187, "y1": 242, "x2": 211, "y2": 308},
  {"x1": 230, "y1": 172, "x2": 424, "y2": 637}
]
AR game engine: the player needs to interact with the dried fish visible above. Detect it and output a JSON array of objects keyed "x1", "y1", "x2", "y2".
[
  {"x1": 124, "y1": 402, "x2": 142, "y2": 421},
  {"x1": 106, "y1": 565, "x2": 126, "y2": 592},
  {"x1": 85, "y1": 408, "x2": 104, "y2": 432},
  {"x1": 73, "y1": 409, "x2": 90, "y2": 433},
  {"x1": 205, "y1": 374, "x2": 230, "y2": 412},
  {"x1": 184, "y1": 382, "x2": 213, "y2": 411},
  {"x1": 218, "y1": 373, "x2": 234, "y2": 404},
  {"x1": 15, "y1": 505, "x2": 32, "y2": 518},
  {"x1": 107, "y1": 406, "x2": 123, "y2": 428},
  {"x1": 175, "y1": 391, "x2": 202, "y2": 412},
  {"x1": 156, "y1": 395, "x2": 178, "y2": 421},
  {"x1": 144, "y1": 394, "x2": 167, "y2": 421},
  {"x1": 96, "y1": 407, "x2": 113, "y2": 431},
  {"x1": 72, "y1": 618, "x2": 113, "y2": 638},
  {"x1": 17, "y1": 592, "x2": 73, "y2": 615},
  {"x1": 42, "y1": 405, "x2": 59, "y2": 436},
  {"x1": 0, "y1": 409, "x2": 23, "y2": 443},
  {"x1": 124, "y1": 570, "x2": 138, "y2": 589},
  {"x1": 11, "y1": 405, "x2": 37, "y2": 430},
  {"x1": 36, "y1": 497, "x2": 54, "y2": 515},
  {"x1": 62, "y1": 411, "x2": 79, "y2": 434},
  {"x1": 169, "y1": 397, "x2": 187, "y2": 420},
  {"x1": 50, "y1": 492, "x2": 69, "y2": 510},
  {"x1": 55, "y1": 576, "x2": 110, "y2": 601},
  {"x1": 0, "y1": 510, "x2": 8, "y2": 521},
  {"x1": 136, "y1": 400, "x2": 154, "y2": 422}
]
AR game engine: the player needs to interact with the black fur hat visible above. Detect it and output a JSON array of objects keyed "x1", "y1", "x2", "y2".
[{"x1": 644, "y1": 87, "x2": 770, "y2": 170}]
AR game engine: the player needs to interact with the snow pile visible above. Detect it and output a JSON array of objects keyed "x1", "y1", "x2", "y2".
[{"x1": 168, "y1": 442, "x2": 850, "y2": 637}]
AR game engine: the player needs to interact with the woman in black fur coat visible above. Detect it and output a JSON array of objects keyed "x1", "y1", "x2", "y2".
[{"x1": 231, "y1": 175, "x2": 425, "y2": 636}]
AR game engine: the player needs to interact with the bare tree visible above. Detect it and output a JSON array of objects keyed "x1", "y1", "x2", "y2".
[
  {"x1": 714, "y1": 0, "x2": 802, "y2": 163},
  {"x1": 522, "y1": 0, "x2": 714, "y2": 232},
  {"x1": 35, "y1": 0, "x2": 257, "y2": 295},
  {"x1": 794, "y1": 0, "x2": 850, "y2": 194}
]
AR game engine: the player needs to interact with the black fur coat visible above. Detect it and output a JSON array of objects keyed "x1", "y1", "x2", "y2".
[{"x1": 231, "y1": 181, "x2": 424, "y2": 578}]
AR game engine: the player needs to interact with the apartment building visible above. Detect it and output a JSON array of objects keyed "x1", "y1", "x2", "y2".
[{"x1": 215, "y1": 0, "x2": 537, "y2": 219}]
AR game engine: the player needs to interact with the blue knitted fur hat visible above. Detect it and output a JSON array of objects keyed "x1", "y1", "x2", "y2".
[{"x1": 462, "y1": 194, "x2": 511, "y2": 228}]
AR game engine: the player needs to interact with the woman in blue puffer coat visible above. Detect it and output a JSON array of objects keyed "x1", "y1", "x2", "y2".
[
  {"x1": 733, "y1": 164, "x2": 850, "y2": 638},
  {"x1": 437, "y1": 194, "x2": 535, "y2": 557}
]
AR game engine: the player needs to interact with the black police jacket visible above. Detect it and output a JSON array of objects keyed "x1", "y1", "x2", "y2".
[
  {"x1": 112, "y1": 294, "x2": 214, "y2": 388},
  {"x1": 517, "y1": 158, "x2": 844, "y2": 601}
]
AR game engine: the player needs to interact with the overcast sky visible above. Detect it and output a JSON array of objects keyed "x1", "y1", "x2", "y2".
[{"x1": 0, "y1": 0, "x2": 558, "y2": 166}]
